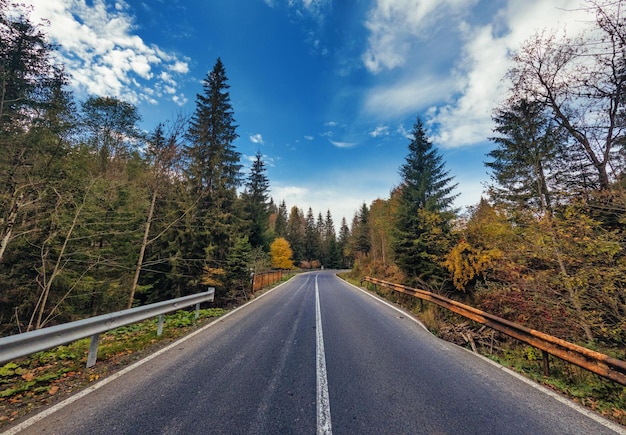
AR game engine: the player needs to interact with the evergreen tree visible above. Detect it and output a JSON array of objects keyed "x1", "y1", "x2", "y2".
[
  {"x1": 487, "y1": 99, "x2": 566, "y2": 213},
  {"x1": 337, "y1": 217, "x2": 352, "y2": 268},
  {"x1": 0, "y1": 2, "x2": 72, "y2": 264},
  {"x1": 316, "y1": 211, "x2": 326, "y2": 263},
  {"x1": 304, "y1": 207, "x2": 320, "y2": 261},
  {"x1": 225, "y1": 236, "x2": 252, "y2": 301},
  {"x1": 393, "y1": 117, "x2": 457, "y2": 289},
  {"x1": 242, "y1": 151, "x2": 270, "y2": 249},
  {"x1": 319, "y1": 210, "x2": 336, "y2": 267},
  {"x1": 0, "y1": 2, "x2": 56, "y2": 134},
  {"x1": 351, "y1": 203, "x2": 371, "y2": 258},
  {"x1": 274, "y1": 200, "x2": 288, "y2": 237},
  {"x1": 286, "y1": 206, "x2": 305, "y2": 263},
  {"x1": 323, "y1": 210, "x2": 341, "y2": 268},
  {"x1": 183, "y1": 58, "x2": 242, "y2": 296}
]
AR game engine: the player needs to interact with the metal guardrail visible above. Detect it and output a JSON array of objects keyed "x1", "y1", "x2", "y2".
[
  {"x1": 0, "y1": 288, "x2": 215, "y2": 368},
  {"x1": 363, "y1": 276, "x2": 626, "y2": 386}
]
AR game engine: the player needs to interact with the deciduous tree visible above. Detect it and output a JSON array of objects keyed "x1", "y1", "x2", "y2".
[
  {"x1": 270, "y1": 237, "x2": 294, "y2": 269},
  {"x1": 507, "y1": 1, "x2": 626, "y2": 190}
]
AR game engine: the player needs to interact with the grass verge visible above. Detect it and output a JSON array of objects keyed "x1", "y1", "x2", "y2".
[{"x1": 0, "y1": 308, "x2": 227, "y2": 428}]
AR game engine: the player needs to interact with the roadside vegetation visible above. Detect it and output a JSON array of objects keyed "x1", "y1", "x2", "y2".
[
  {"x1": 340, "y1": 272, "x2": 626, "y2": 426},
  {"x1": 0, "y1": 308, "x2": 227, "y2": 426}
]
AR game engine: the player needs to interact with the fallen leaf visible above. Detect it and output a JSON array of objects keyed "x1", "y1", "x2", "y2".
[
  {"x1": 48, "y1": 386, "x2": 59, "y2": 395},
  {"x1": 21, "y1": 372, "x2": 35, "y2": 382}
]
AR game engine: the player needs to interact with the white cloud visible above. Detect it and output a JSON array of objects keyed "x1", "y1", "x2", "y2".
[
  {"x1": 289, "y1": 0, "x2": 331, "y2": 22},
  {"x1": 169, "y1": 60, "x2": 190, "y2": 74},
  {"x1": 22, "y1": 0, "x2": 189, "y2": 104},
  {"x1": 330, "y1": 140, "x2": 357, "y2": 148},
  {"x1": 250, "y1": 133, "x2": 265, "y2": 144},
  {"x1": 304, "y1": 135, "x2": 314, "y2": 141},
  {"x1": 365, "y1": 74, "x2": 459, "y2": 119},
  {"x1": 172, "y1": 94, "x2": 188, "y2": 106},
  {"x1": 362, "y1": 0, "x2": 474, "y2": 74},
  {"x1": 361, "y1": 0, "x2": 592, "y2": 148},
  {"x1": 431, "y1": 0, "x2": 590, "y2": 148},
  {"x1": 271, "y1": 160, "x2": 403, "y2": 223},
  {"x1": 369, "y1": 125, "x2": 389, "y2": 137}
]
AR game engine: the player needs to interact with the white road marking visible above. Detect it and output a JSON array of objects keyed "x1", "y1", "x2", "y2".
[
  {"x1": 2, "y1": 279, "x2": 294, "y2": 435},
  {"x1": 315, "y1": 274, "x2": 333, "y2": 435},
  {"x1": 341, "y1": 277, "x2": 626, "y2": 435}
]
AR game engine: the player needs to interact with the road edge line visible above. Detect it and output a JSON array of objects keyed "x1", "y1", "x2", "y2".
[
  {"x1": 2, "y1": 277, "x2": 296, "y2": 435},
  {"x1": 339, "y1": 276, "x2": 626, "y2": 435}
]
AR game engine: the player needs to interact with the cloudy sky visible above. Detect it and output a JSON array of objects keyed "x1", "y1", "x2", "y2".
[{"x1": 25, "y1": 0, "x2": 591, "y2": 223}]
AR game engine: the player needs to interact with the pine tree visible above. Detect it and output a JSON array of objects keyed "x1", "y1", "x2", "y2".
[
  {"x1": 393, "y1": 117, "x2": 457, "y2": 289},
  {"x1": 316, "y1": 211, "x2": 326, "y2": 263}
]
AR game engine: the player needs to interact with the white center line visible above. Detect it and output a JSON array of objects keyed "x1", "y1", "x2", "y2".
[{"x1": 315, "y1": 274, "x2": 332, "y2": 435}]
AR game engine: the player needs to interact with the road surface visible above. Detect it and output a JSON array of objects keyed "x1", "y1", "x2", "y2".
[{"x1": 6, "y1": 271, "x2": 624, "y2": 434}]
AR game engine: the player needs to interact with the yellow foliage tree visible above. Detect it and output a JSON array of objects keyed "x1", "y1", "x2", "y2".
[
  {"x1": 444, "y1": 240, "x2": 502, "y2": 291},
  {"x1": 201, "y1": 266, "x2": 225, "y2": 287},
  {"x1": 270, "y1": 237, "x2": 294, "y2": 269},
  {"x1": 444, "y1": 200, "x2": 511, "y2": 291}
]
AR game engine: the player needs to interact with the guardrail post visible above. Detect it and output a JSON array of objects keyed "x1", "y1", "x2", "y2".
[
  {"x1": 157, "y1": 314, "x2": 164, "y2": 337},
  {"x1": 195, "y1": 303, "x2": 200, "y2": 320},
  {"x1": 87, "y1": 333, "x2": 100, "y2": 368},
  {"x1": 542, "y1": 350, "x2": 550, "y2": 376}
]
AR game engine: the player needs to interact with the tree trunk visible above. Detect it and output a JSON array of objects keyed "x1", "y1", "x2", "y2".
[
  {"x1": 28, "y1": 182, "x2": 92, "y2": 330},
  {"x1": 546, "y1": 216, "x2": 595, "y2": 343},
  {"x1": 128, "y1": 188, "x2": 157, "y2": 308}
]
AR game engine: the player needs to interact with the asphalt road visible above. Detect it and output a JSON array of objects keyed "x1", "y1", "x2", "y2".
[{"x1": 6, "y1": 271, "x2": 624, "y2": 434}]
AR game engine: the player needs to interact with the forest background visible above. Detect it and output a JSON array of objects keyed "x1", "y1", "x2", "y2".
[{"x1": 0, "y1": 0, "x2": 625, "y2": 361}]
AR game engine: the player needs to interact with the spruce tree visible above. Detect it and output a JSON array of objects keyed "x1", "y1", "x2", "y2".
[
  {"x1": 393, "y1": 117, "x2": 457, "y2": 289},
  {"x1": 487, "y1": 99, "x2": 565, "y2": 213},
  {"x1": 0, "y1": 3, "x2": 72, "y2": 264},
  {"x1": 225, "y1": 236, "x2": 252, "y2": 301},
  {"x1": 304, "y1": 207, "x2": 320, "y2": 262},
  {"x1": 183, "y1": 58, "x2": 242, "y2": 295},
  {"x1": 274, "y1": 200, "x2": 288, "y2": 237},
  {"x1": 242, "y1": 151, "x2": 270, "y2": 249},
  {"x1": 351, "y1": 203, "x2": 371, "y2": 258},
  {"x1": 323, "y1": 210, "x2": 341, "y2": 268},
  {"x1": 286, "y1": 206, "x2": 305, "y2": 263},
  {"x1": 338, "y1": 217, "x2": 351, "y2": 268}
]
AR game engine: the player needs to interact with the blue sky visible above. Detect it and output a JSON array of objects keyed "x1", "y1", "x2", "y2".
[{"x1": 26, "y1": 0, "x2": 591, "y2": 223}]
